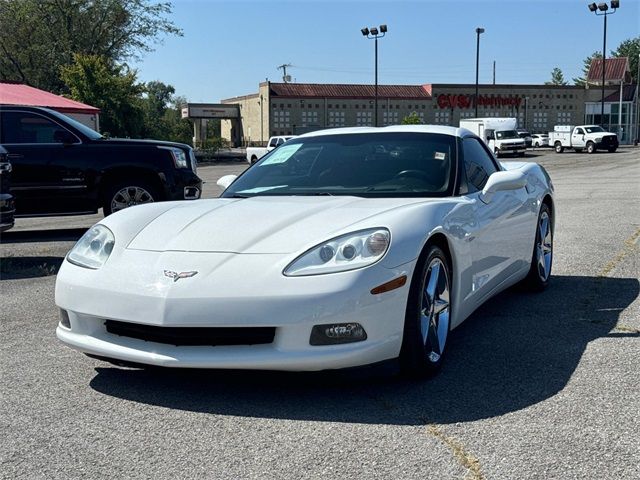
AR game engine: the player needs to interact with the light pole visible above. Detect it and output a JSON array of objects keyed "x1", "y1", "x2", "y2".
[
  {"x1": 475, "y1": 27, "x2": 485, "y2": 118},
  {"x1": 588, "y1": 1, "x2": 619, "y2": 129},
  {"x1": 361, "y1": 24, "x2": 387, "y2": 127}
]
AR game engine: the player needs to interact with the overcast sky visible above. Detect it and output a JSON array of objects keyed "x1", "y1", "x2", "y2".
[{"x1": 134, "y1": 0, "x2": 640, "y2": 102}]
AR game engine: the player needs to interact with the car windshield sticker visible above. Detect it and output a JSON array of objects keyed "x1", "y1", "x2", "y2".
[
  {"x1": 434, "y1": 152, "x2": 447, "y2": 161},
  {"x1": 237, "y1": 185, "x2": 288, "y2": 194},
  {"x1": 260, "y1": 144, "x2": 303, "y2": 165}
]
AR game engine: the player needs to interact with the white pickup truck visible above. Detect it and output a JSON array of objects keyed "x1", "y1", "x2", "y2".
[
  {"x1": 549, "y1": 125, "x2": 618, "y2": 154},
  {"x1": 246, "y1": 136, "x2": 296, "y2": 164}
]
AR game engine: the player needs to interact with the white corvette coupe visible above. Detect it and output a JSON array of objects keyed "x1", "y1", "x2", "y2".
[{"x1": 56, "y1": 126, "x2": 554, "y2": 376}]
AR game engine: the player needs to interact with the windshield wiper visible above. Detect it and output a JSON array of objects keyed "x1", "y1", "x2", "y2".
[{"x1": 229, "y1": 194, "x2": 250, "y2": 198}]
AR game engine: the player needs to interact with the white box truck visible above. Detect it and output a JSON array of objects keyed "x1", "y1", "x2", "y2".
[
  {"x1": 459, "y1": 117, "x2": 526, "y2": 157},
  {"x1": 548, "y1": 125, "x2": 618, "y2": 154}
]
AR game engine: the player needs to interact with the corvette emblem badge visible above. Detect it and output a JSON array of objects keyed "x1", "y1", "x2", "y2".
[{"x1": 164, "y1": 270, "x2": 198, "y2": 282}]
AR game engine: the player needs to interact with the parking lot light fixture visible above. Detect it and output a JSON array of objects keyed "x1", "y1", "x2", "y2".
[
  {"x1": 361, "y1": 24, "x2": 388, "y2": 127},
  {"x1": 475, "y1": 27, "x2": 485, "y2": 117},
  {"x1": 589, "y1": 1, "x2": 619, "y2": 129}
]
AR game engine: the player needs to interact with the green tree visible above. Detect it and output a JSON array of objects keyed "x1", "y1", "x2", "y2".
[
  {"x1": 401, "y1": 112, "x2": 422, "y2": 125},
  {"x1": 0, "y1": 0, "x2": 181, "y2": 93},
  {"x1": 611, "y1": 36, "x2": 640, "y2": 85},
  {"x1": 573, "y1": 52, "x2": 602, "y2": 86},
  {"x1": 545, "y1": 67, "x2": 568, "y2": 85},
  {"x1": 142, "y1": 80, "x2": 176, "y2": 138},
  {"x1": 60, "y1": 54, "x2": 145, "y2": 137}
]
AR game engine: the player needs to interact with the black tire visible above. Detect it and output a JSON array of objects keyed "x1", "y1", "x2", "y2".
[
  {"x1": 554, "y1": 142, "x2": 564, "y2": 153},
  {"x1": 250, "y1": 155, "x2": 258, "y2": 164},
  {"x1": 400, "y1": 245, "x2": 452, "y2": 378},
  {"x1": 608, "y1": 147, "x2": 617, "y2": 153},
  {"x1": 522, "y1": 203, "x2": 553, "y2": 291},
  {"x1": 534, "y1": 142, "x2": 540, "y2": 148},
  {"x1": 586, "y1": 142, "x2": 596, "y2": 154},
  {"x1": 103, "y1": 179, "x2": 160, "y2": 216},
  {"x1": 494, "y1": 148, "x2": 500, "y2": 158}
]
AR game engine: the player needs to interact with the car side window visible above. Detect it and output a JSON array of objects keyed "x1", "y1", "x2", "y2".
[
  {"x1": 575, "y1": 128, "x2": 584, "y2": 135},
  {"x1": 1, "y1": 112, "x2": 76, "y2": 144},
  {"x1": 268, "y1": 138, "x2": 278, "y2": 148},
  {"x1": 462, "y1": 138, "x2": 499, "y2": 193}
]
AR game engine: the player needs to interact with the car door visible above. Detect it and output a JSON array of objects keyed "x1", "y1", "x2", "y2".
[
  {"x1": 0, "y1": 110, "x2": 91, "y2": 214},
  {"x1": 460, "y1": 137, "x2": 533, "y2": 307},
  {"x1": 571, "y1": 128, "x2": 586, "y2": 148}
]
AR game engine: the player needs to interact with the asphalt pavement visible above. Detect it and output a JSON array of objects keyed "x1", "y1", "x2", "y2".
[{"x1": 0, "y1": 148, "x2": 638, "y2": 479}]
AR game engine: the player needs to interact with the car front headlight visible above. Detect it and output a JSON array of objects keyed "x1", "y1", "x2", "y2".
[
  {"x1": 67, "y1": 225, "x2": 115, "y2": 269},
  {"x1": 284, "y1": 228, "x2": 390, "y2": 276},
  {"x1": 159, "y1": 146, "x2": 188, "y2": 168},
  {"x1": 595, "y1": 137, "x2": 603, "y2": 143}
]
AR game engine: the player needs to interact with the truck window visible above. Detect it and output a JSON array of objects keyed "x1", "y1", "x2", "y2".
[
  {"x1": 1, "y1": 112, "x2": 77, "y2": 144},
  {"x1": 575, "y1": 128, "x2": 585, "y2": 135},
  {"x1": 268, "y1": 138, "x2": 278, "y2": 148},
  {"x1": 462, "y1": 138, "x2": 498, "y2": 193}
]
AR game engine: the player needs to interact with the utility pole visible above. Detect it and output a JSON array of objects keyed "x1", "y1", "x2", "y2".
[
  {"x1": 277, "y1": 64, "x2": 292, "y2": 83},
  {"x1": 493, "y1": 61, "x2": 496, "y2": 85}
]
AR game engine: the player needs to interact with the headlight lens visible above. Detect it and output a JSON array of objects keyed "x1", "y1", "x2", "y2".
[
  {"x1": 284, "y1": 228, "x2": 390, "y2": 276},
  {"x1": 159, "y1": 146, "x2": 188, "y2": 168},
  {"x1": 595, "y1": 137, "x2": 602, "y2": 143},
  {"x1": 67, "y1": 225, "x2": 115, "y2": 269}
]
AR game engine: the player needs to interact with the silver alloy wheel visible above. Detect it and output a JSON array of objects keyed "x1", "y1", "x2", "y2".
[
  {"x1": 536, "y1": 210, "x2": 553, "y2": 281},
  {"x1": 110, "y1": 186, "x2": 155, "y2": 213},
  {"x1": 420, "y1": 258, "x2": 450, "y2": 363}
]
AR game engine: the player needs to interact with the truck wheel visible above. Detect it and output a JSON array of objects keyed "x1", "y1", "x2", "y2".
[
  {"x1": 103, "y1": 179, "x2": 159, "y2": 216},
  {"x1": 534, "y1": 142, "x2": 540, "y2": 148},
  {"x1": 494, "y1": 148, "x2": 500, "y2": 158},
  {"x1": 608, "y1": 147, "x2": 617, "y2": 153},
  {"x1": 586, "y1": 142, "x2": 596, "y2": 154},
  {"x1": 554, "y1": 142, "x2": 564, "y2": 153},
  {"x1": 250, "y1": 155, "x2": 258, "y2": 164}
]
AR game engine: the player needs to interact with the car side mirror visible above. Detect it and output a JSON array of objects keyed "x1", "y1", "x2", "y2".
[
  {"x1": 54, "y1": 130, "x2": 76, "y2": 145},
  {"x1": 480, "y1": 170, "x2": 527, "y2": 204},
  {"x1": 216, "y1": 174, "x2": 238, "y2": 190}
]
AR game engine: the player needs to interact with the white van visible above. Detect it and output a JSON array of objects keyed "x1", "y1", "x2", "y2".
[{"x1": 459, "y1": 118, "x2": 526, "y2": 157}]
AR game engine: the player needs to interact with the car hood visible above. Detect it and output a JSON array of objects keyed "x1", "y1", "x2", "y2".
[
  {"x1": 99, "y1": 138, "x2": 191, "y2": 150},
  {"x1": 126, "y1": 196, "x2": 432, "y2": 254}
]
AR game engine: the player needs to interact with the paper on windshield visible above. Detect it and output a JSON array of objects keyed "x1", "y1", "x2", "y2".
[{"x1": 260, "y1": 144, "x2": 303, "y2": 165}]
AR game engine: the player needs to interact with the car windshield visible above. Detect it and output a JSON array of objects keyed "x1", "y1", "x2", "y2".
[
  {"x1": 495, "y1": 130, "x2": 519, "y2": 139},
  {"x1": 43, "y1": 108, "x2": 104, "y2": 140},
  {"x1": 584, "y1": 126, "x2": 605, "y2": 133},
  {"x1": 223, "y1": 132, "x2": 456, "y2": 198}
]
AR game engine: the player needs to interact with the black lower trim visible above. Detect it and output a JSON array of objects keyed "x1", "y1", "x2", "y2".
[{"x1": 105, "y1": 320, "x2": 275, "y2": 346}]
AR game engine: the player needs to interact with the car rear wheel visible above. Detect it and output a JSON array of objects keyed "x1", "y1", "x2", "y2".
[
  {"x1": 534, "y1": 142, "x2": 540, "y2": 148},
  {"x1": 250, "y1": 155, "x2": 258, "y2": 164},
  {"x1": 522, "y1": 203, "x2": 553, "y2": 291},
  {"x1": 400, "y1": 245, "x2": 452, "y2": 377},
  {"x1": 554, "y1": 142, "x2": 563, "y2": 153},
  {"x1": 103, "y1": 180, "x2": 159, "y2": 216},
  {"x1": 586, "y1": 142, "x2": 596, "y2": 154}
]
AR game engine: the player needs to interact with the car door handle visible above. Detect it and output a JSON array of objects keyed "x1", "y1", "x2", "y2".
[{"x1": 6, "y1": 154, "x2": 24, "y2": 160}]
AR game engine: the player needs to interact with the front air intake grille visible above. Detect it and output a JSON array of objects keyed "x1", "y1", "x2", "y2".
[{"x1": 105, "y1": 320, "x2": 275, "y2": 346}]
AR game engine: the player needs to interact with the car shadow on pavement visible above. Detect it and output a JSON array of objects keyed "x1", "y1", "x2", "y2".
[
  {"x1": 0, "y1": 228, "x2": 87, "y2": 244},
  {"x1": 90, "y1": 274, "x2": 639, "y2": 426}
]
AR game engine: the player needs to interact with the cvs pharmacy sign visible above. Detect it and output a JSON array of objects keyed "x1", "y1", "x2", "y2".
[{"x1": 437, "y1": 94, "x2": 523, "y2": 109}]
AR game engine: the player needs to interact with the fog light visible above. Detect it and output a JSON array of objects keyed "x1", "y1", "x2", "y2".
[
  {"x1": 184, "y1": 186, "x2": 201, "y2": 200},
  {"x1": 309, "y1": 323, "x2": 367, "y2": 345},
  {"x1": 59, "y1": 309, "x2": 71, "y2": 329}
]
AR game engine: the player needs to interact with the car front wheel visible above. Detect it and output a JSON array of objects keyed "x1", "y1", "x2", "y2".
[
  {"x1": 103, "y1": 180, "x2": 159, "y2": 216},
  {"x1": 400, "y1": 245, "x2": 452, "y2": 377},
  {"x1": 586, "y1": 142, "x2": 596, "y2": 154},
  {"x1": 522, "y1": 203, "x2": 553, "y2": 291}
]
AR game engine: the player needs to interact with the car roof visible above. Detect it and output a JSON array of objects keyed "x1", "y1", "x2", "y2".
[{"x1": 297, "y1": 125, "x2": 473, "y2": 139}]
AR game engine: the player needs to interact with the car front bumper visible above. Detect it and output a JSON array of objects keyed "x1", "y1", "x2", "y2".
[
  {"x1": 55, "y1": 250, "x2": 412, "y2": 371},
  {"x1": 0, "y1": 193, "x2": 15, "y2": 232},
  {"x1": 164, "y1": 170, "x2": 203, "y2": 201}
]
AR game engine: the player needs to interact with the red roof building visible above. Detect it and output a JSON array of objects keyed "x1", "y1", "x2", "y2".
[
  {"x1": 0, "y1": 81, "x2": 100, "y2": 129},
  {"x1": 586, "y1": 57, "x2": 632, "y2": 85}
]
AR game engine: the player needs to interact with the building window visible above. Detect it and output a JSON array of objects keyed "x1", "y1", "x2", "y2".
[
  {"x1": 272, "y1": 109, "x2": 290, "y2": 128},
  {"x1": 460, "y1": 111, "x2": 475, "y2": 119},
  {"x1": 532, "y1": 111, "x2": 548, "y2": 132},
  {"x1": 356, "y1": 110, "x2": 373, "y2": 126},
  {"x1": 328, "y1": 110, "x2": 346, "y2": 127},
  {"x1": 301, "y1": 111, "x2": 319, "y2": 127},
  {"x1": 557, "y1": 111, "x2": 572, "y2": 124},
  {"x1": 434, "y1": 111, "x2": 450, "y2": 125},
  {"x1": 383, "y1": 110, "x2": 399, "y2": 125}
]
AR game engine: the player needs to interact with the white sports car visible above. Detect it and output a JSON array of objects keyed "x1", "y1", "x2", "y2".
[{"x1": 56, "y1": 126, "x2": 554, "y2": 376}]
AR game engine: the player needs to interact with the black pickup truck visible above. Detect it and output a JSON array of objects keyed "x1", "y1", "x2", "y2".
[{"x1": 0, "y1": 105, "x2": 202, "y2": 216}]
